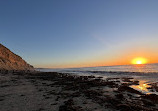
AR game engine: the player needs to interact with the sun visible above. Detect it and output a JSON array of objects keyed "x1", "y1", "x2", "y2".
[
  {"x1": 136, "y1": 60, "x2": 142, "y2": 64},
  {"x1": 131, "y1": 58, "x2": 147, "y2": 65}
]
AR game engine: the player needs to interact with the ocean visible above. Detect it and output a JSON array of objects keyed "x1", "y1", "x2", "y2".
[
  {"x1": 37, "y1": 63, "x2": 158, "y2": 94},
  {"x1": 37, "y1": 63, "x2": 158, "y2": 73},
  {"x1": 37, "y1": 63, "x2": 158, "y2": 80}
]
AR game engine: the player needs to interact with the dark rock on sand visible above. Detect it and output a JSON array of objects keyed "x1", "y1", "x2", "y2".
[
  {"x1": 141, "y1": 94, "x2": 158, "y2": 104},
  {"x1": 115, "y1": 94, "x2": 124, "y2": 100},
  {"x1": 116, "y1": 104, "x2": 131, "y2": 111},
  {"x1": 59, "y1": 99, "x2": 82, "y2": 111},
  {"x1": 118, "y1": 86, "x2": 142, "y2": 94}
]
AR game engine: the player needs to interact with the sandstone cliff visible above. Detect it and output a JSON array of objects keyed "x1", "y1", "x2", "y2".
[{"x1": 0, "y1": 43, "x2": 34, "y2": 71}]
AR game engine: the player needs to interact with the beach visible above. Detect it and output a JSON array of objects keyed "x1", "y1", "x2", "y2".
[
  {"x1": 0, "y1": 71, "x2": 158, "y2": 111},
  {"x1": 1, "y1": 0, "x2": 158, "y2": 111}
]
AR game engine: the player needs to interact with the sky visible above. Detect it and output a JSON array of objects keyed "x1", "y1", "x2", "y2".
[{"x1": 1, "y1": 0, "x2": 158, "y2": 68}]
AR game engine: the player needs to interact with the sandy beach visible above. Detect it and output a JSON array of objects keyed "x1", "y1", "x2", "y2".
[{"x1": 0, "y1": 71, "x2": 158, "y2": 111}]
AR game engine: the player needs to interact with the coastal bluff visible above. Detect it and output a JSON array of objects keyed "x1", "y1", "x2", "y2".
[{"x1": 0, "y1": 43, "x2": 34, "y2": 71}]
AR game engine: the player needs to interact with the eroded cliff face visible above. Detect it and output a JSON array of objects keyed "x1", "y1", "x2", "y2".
[{"x1": 0, "y1": 44, "x2": 34, "y2": 71}]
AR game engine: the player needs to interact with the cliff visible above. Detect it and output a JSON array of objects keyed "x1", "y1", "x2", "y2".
[{"x1": 0, "y1": 44, "x2": 34, "y2": 71}]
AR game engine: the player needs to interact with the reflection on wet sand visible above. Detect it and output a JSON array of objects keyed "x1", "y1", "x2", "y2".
[{"x1": 131, "y1": 80, "x2": 158, "y2": 95}]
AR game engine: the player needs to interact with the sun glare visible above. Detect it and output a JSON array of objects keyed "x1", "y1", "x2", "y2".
[{"x1": 131, "y1": 58, "x2": 147, "y2": 65}]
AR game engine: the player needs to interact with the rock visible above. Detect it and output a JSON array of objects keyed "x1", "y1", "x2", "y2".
[
  {"x1": 117, "y1": 104, "x2": 131, "y2": 111},
  {"x1": 59, "y1": 99, "x2": 82, "y2": 111},
  {"x1": 141, "y1": 94, "x2": 158, "y2": 104},
  {"x1": 118, "y1": 86, "x2": 142, "y2": 95},
  {"x1": 115, "y1": 94, "x2": 124, "y2": 100},
  {"x1": 142, "y1": 99, "x2": 155, "y2": 106},
  {"x1": 0, "y1": 43, "x2": 34, "y2": 71}
]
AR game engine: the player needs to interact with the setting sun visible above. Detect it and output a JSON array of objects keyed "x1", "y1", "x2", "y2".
[{"x1": 131, "y1": 58, "x2": 148, "y2": 64}]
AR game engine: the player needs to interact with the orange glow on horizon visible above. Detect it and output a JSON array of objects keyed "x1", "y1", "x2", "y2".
[
  {"x1": 131, "y1": 57, "x2": 148, "y2": 65},
  {"x1": 35, "y1": 49, "x2": 158, "y2": 68}
]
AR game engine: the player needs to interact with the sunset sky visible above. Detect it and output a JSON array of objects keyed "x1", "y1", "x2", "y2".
[{"x1": 1, "y1": 0, "x2": 158, "y2": 68}]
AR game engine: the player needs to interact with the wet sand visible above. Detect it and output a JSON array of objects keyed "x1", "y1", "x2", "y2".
[{"x1": 0, "y1": 72, "x2": 158, "y2": 111}]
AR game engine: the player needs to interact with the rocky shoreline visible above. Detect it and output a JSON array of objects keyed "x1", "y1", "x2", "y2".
[{"x1": 0, "y1": 72, "x2": 158, "y2": 111}]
